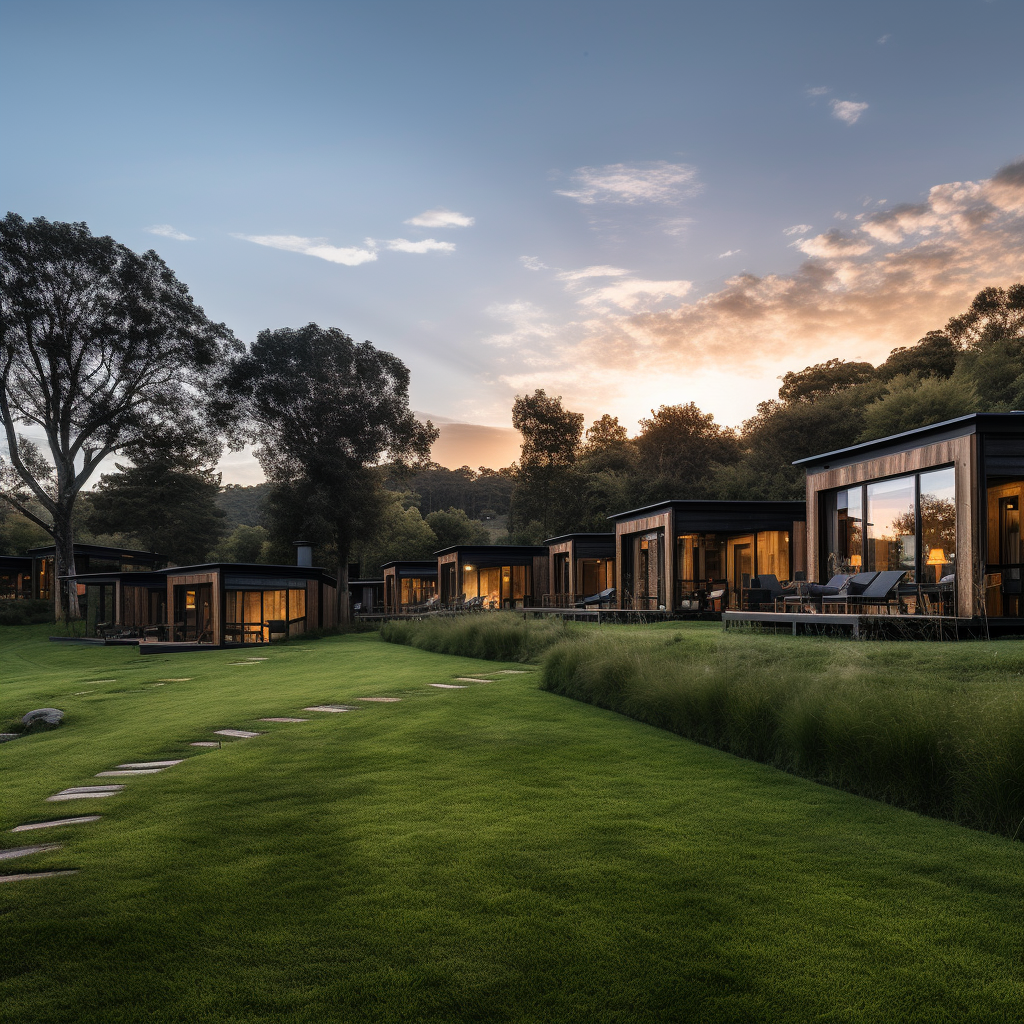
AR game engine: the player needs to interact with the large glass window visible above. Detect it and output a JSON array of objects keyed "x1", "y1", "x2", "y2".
[
  {"x1": 919, "y1": 468, "x2": 956, "y2": 582},
  {"x1": 756, "y1": 531, "x2": 790, "y2": 579},
  {"x1": 867, "y1": 476, "x2": 917, "y2": 577}
]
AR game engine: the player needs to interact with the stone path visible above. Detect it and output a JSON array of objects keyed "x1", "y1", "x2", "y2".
[
  {"x1": 117, "y1": 760, "x2": 183, "y2": 769},
  {"x1": 357, "y1": 697, "x2": 401, "y2": 702},
  {"x1": 214, "y1": 729, "x2": 262, "y2": 739},
  {"x1": 454, "y1": 677, "x2": 491, "y2": 683},
  {"x1": 12, "y1": 816, "x2": 100, "y2": 833},
  {"x1": 95, "y1": 768, "x2": 164, "y2": 776},
  {"x1": 304, "y1": 705, "x2": 360, "y2": 713},
  {"x1": 0, "y1": 844, "x2": 61, "y2": 861},
  {"x1": 190, "y1": 741, "x2": 221, "y2": 747},
  {"x1": 260, "y1": 717, "x2": 309, "y2": 723},
  {"x1": 430, "y1": 683, "x2": 467, "y2": 689}
]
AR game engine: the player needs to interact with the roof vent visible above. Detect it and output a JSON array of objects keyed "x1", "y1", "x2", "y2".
[{"x1": 294, "y1": 541, "x2": 312, "y2": 568}]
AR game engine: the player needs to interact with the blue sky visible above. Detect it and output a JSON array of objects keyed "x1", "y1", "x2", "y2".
[{"x1": 3, "y1": 0, "x2": 1024, "y2": 479}]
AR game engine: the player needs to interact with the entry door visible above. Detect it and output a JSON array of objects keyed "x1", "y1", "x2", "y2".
[
  {"x1": 1001, "y1": 498, "x2": 1021, "y2": 612},
  {"x1": 733, "y1": 544, "x2": 753, "y2": 606}
]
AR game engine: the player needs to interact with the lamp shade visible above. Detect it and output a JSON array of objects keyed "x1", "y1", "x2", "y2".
[
  {"x1": 849, "y1": 554, "x2": 862, "y2": 567},
  {"x1": 926, "y1": 548, "x2": 947, "y2": 566}
]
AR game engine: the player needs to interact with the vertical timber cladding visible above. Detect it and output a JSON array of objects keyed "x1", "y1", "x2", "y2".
[
  {"x1": 164, "y1": 571, "x2": 221, "y2": 644},
  {"x1": 438, "y1": 551, "x2": 458, "y2": 602},
  {"x1": 306, "y1": 579, "x2": 320, "y2": 628},
  {"x1": 532, "y1": 554, "x2": 550, "y2": 605},
  {"x1": 547, "y1": 541, "x2": 572, "y2": 602},
  {"x1": 804, "y1": 434, "x2": 977, "y2": 617},
  {"x1": 614, "y1": 510, "x2": 674, "y2": 611}
]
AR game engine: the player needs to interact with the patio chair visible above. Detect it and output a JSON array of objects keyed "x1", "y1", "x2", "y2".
[
  {"x1": 823, "y1": 570, "x2": 907, "y2": 614},
  {"x1": 579, "y1": 587, "x2": 615, "y2": 608},
  {"x1": 464, "y1": 595, "x2": 485, "y2": 611},
  {"x1": 779, "y1": 573, "x2": 854, "y2": 613},
  {"x1": 705, "y1": 588, "x2": 726, "y2": 612}
]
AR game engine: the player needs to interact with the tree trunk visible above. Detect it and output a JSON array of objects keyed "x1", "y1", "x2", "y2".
[
  {"x1": 52, "y1": 512, "x2": 79, "y2": 624},
  {"x1": 337, "y1": 525, "x2": 351, "y2": 625}
]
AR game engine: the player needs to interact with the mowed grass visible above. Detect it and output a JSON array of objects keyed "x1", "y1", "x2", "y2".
[{"x1": 1, "y1": 625, "x2": 1023, "y2": 1022}]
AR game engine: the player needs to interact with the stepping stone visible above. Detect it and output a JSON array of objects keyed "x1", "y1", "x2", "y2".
[
  {"x1": 259, "y1": 717, "x2": 309, "y2": 723},
  {"x1": 430, "y1": 683, "x2": 467, "y2": 689},
  {"x1": 453, "y1": 677, "x2": 491, "y2": 683},
  {"x1": 214, "y1": 729, "x2": 262, "y2": 739},
  {"x1": 228, "y1": 662, "x2": 258, "y2": 666},
  {"x1": 116, "y1": 760, "x2": 183, "y2": 769},
  {"x1": 72, "y1": 691, "x2": 94, "y2": 695},
  {"x1": 47, "y1": 793, "x2": 116, "y2": 802},
  {"x1": 12, "y1": 816, "x2": 101, "y2": 833},
  {"x1": 356, "y1": 697, "x2": 401, "y2": 703},
  {"x1": 0, "y1": 844, "x2": 61, "y2": 861},
  {"x1": 246, "y1": 657, "x2": 268, "y2": 661},
  {"x1": 495, "y1": 670, "x2": 531, "y2": 674},
  {"x1": 0, "y1": 734, "x2": 19, "y2": 743},
  {"x1": 54, "y1": 785, "x2": 125, "y2": 794},
  {"x1": 95, "y1": 769, "x2": 164, "y2": 777},
  {"x1": 158, "y1": 678, "x2": 192, "y2": 682},
  {"x1": 303, "y1": 705, "x2": 359, "y2": 713},
  {"x1": 190, "y1": 741, "x2": 220, "y2": 747},
  {"x1": 0, "y1": 870, "x2": 79, "y2": 883},
  {"x1": 147, "y1": 683, "x2": 166, "y2": 687}
]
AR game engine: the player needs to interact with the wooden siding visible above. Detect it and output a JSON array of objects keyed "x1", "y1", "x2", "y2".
[
  {"x1": 805, "y1": 435, "x2": 977, "y2": 616},
  {"x1": 165, "y1": 571, "x2": 220, "y2": 645},
  {"x1": 615, "y1": 511, "x2": 673, "y2": 611},
  {"x1": 532, "y1": 555, "x2": 550, "y2": 604},
  {"x1": 792, "y1": 521, "x2": 807, "y2": 578},
  {"x1": 547, "y1": 540, "x2": 572, "y2": 600},
  {"x1": 322, "y1": 580, "x2": 338, "y2": 628}
]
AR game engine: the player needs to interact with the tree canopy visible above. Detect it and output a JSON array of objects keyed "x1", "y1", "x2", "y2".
[
  {"x1": 0, "y1": 214, "x2": 241, "y2": 618},
  {"x1": 233, "y1": 323, "x2": 437, "y2": 621}
]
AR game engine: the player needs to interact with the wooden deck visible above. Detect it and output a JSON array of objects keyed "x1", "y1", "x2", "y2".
[{"x1": 723, "y1": 610, "x2": 985, "y2": 639}]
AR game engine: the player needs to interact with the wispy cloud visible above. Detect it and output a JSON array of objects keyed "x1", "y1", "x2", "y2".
[
  {"x1": 783, "y1": 224, "x2": 813, "y2": 236},
  {"x1": 147, "y1": 224, "x2": 194, "y2": 241},
  {"x1": 483, "y1": 301, "x2": 558, "y2": 348},
  {"x1": 520, "y1": 256, "x2": 550, "y2": 271},
  {"x1": 384, "y1": 238, "x2": 455, "y2": 254},
  {"x1": 576, "y1": 278, "x2": 693, "y2": 312},
  {"x1": 831, "y1": 99, "x2": 869, "y2": 124},
  {"x1": 555, "y1": 265, "x2": 631, "y2": 282},
  {"x1": 717, "y1": 249, "x2": 741, "y2": 259},
  {"x1": 806, "y1": 86, "x2": 830, "y2": 97},
  {"x1": 232, "y1": 234, "x2": 377, "y2": 266},
  {"x1": 878, "y1": 33, "x2": 891, "y2": 44},
  {"x1": 556, "y1": 161, "x2": 702, "y2": 205},
  {"x1": 405, "y1": 208, "x2": 474, "y2": 228}
]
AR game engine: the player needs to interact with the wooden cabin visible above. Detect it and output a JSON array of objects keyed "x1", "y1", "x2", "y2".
[
  {"x1": 795, "y1": 412, "x2": 1024, "y2": 622},
  {"x1": 543, "y1": 533, "x2": 616, "y2": 606},
  {"x1": 436, "y1": 545, "x2": 549, "y2": 610},
  {"x1": 63, "y1": 562, "x2": 338, "y2": 647},
  {"x1": 27, "y1": 543, "x2": 166, "y2": 607},
  {"x1": 0, "y1": 555, "x2": 33, "y2": 600},
  {"x1": 382, "y1": 560, "x2": 438, "y2": 613},
  {"x1": 609, "y1": 500, "x2": 807, "y2": 612}
]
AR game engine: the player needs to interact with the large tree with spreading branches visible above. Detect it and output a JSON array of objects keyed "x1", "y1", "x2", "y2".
[
  {"x1": 0, "y1": 214, "x2": 241, "y2": 619},
  {"x1": 232, "y1": 323, "x2": 437, "y2": 623}
]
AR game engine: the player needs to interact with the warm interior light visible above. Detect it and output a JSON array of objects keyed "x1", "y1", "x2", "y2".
[
  {"x1": 186, "y1": 591, "x2": 196, "y2": 610},
  {"x1": 926, "y1": 548, "x2": 947, "y2": 566},
  {"x1": 849, "y1": 554, "x2": 862, "y2": 567},
  {"x1": 463, "y1": 564, "x2": 474, "y2": 572}
]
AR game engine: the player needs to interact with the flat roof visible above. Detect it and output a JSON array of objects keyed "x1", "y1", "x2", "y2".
[
  {"x1": 543, "y1": 533, "x2": 615, "y2": 544},
  {"x1": 793, "y1": 412, "x2": 1024, "y2": 470},
  {"x1": 28, "y1": 542, "x2": 166, "y2": 560},
  {"x1": 433, "y1": 544, "x2": 548, "y2": 556},
  {"x1": 607, "y1": 499, "x2": 806, "y2": 522},
  {"x1": 59, "y1": 562, "x2": 337, "y2": 585},
  {"x1": 380, "y1": 560, "x2": 439, "y2": 570}
]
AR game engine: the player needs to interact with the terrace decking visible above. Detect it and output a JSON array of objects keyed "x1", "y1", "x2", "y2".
[{"x1": 723, "y1": 609, "x2": 1003, "y2": 639}]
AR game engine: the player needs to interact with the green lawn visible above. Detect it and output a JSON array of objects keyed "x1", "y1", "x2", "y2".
[{"x1": 2, "y1": 624, "x2": 1023, "y2": 1022}]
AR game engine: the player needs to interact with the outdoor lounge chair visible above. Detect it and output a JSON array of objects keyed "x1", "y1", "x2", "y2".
[
  {"x1": 748, "y1": 573, "x2": 799, "y2": 609},
  {"x1": 579, "y1": 587, "x2": 615, "y2": 608},
  {"x1": 822, "y1": 570, "x2": 907, "y2": 614},
  {"x1": 779, "y1": 573, "x2": 854, "y2": 613},
  {"x1": 464, "y1": 595, "x2": 485, "y2": 611}
]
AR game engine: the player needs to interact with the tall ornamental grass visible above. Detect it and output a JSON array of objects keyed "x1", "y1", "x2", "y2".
[
  {"x1": 380, "y1": 611, "x2": 581, "y2": 663},
  {"x1": 541, "y1": 628, "x2": 1024, "y2": 839}
]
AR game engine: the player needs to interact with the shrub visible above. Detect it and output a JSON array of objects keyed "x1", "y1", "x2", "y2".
[
  {"x1": 0, "y1": 599, "x2": 53, "y2": 626},
  {"x1": 380, "y1": 612, "x2": 581, "y2": 663}
]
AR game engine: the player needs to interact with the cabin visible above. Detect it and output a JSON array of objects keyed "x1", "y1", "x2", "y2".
[
  {"x1": 24, "y1": 543, "x2": 167, "y2": 606},
  {"x1": 0, "y1": 555, "x2": 32, "y2": 600},
  {"x1": 796, "y1": 412, "x2": 1024, "y2": 624},
  {"x1": 382, "y1": 560, "x2": 438, "y2": 613},
  {"x1": 609, "y1": 500, "x2": 807, "y2": 612},
  {"x1": 62, "y1": 562, "x2": 338, "y2": 648},
  {"x1": 543, "y1": 533, "x2": 616, "y2": 606},
  {"x1": 436, "y1": 544, "x2": 549, "y2": 610},
  {"x1": 348, "y1": 576, "x2": 385, "y2": 614}
]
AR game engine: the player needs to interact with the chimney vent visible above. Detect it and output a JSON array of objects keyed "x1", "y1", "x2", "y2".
[{"x1": 294, "y1": 541, "x2": 313, "y2": 567}]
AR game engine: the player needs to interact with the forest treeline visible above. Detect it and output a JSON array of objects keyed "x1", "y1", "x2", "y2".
[{"x1": 2, "y1": 283, "x2": 1021, "y2": 574}]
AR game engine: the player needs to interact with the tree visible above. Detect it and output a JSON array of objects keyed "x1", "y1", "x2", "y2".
[
  {"x1": 233, "y1": 323, "x2": 437, "y2": 623},
  {"x1": 878, "y1": 331, "x2": 957, "y2": 381},
  {"x1": 425, "y1": 506, "x2": 489, "y2": 549},
  {"x1": 356, "y1": 495, "x2": 440, "y2": 573},
  {"x1": 510, "y1": 390, "x2": 584, "y2": 537},
  {"x1": 857, "y1": 374, "x2": 980, "y2": 442},
  {"x1": 206, "y1": 524, "x2": 272, "y2": 563},
  {"x1": 580, "y1": 414, "x2": 636, "y2": 474},
  {"x1": 778, "y1": 358, "x2": 877, "y2": 404},
  {"x1": 84, "y1": 457, "x2": 227, "y2": 565},
  {"x1": 945, "y1": 284, "x2": 1024, "y2": 350},
  {"x1": 0, "y1": 214, "x2": 241, "y2": 619},
  {"x1": 633, "y1": 402, "x2": 739, "y2": 499}
]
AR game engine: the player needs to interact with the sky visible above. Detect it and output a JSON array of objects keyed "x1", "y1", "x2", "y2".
[{"x1": 2, "y1": 0, "x2": 1024, "y2": 483}]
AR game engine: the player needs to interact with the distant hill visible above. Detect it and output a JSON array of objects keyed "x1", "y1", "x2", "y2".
[{"x1": 216, "y1": 483, "x2": 272, "y2": 529}]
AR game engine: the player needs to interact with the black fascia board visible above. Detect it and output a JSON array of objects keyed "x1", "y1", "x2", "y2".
[
  {"x1": 0, "y1": 554, "x2": 32, "y2": 569},
  {"x1": 380, "y1": 560, "x2": 439, "y2": 574},
  {"x1": 608, "y1": 500, "x2": 806, "y2": 525},
  {"x1": 542, "y1": 532, "x2": 615, "y2": 544},
  {"x1": 57, "y1": 570, "x2": 167, "y2": 586},
  {"x1": 793, "y1": 412, "x2": 1024, "y2": 473},
  {"x1": 28, "y1": 542, "x2": 167, "y2": 562},
  {"x1": 433, "y1": 544, "x2": 548, "y2": 564}
]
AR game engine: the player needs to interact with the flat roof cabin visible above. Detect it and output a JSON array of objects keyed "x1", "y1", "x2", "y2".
[
  {"x1": 543, "y1": 533, "x2": 616, "y2": 607},
  {"x1": 436, "y1": 544, "x2": 549, "y2": 610}
]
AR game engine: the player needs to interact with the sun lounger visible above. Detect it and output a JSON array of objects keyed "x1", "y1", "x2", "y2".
[
  {"x1": 779, "y1": 573, "x2": 855, "y2": 613},
  {"x1": 823, "y1": 570, "x2": 906, "y2": 614}
]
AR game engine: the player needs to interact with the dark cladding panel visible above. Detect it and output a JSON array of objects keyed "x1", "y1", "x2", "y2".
[
  {"x1": 224, "y1": 575, "x2": 310, "y2": 590},
  {"x1": 984, "y1": 437, "x2": 1024, "y2": 477}
]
